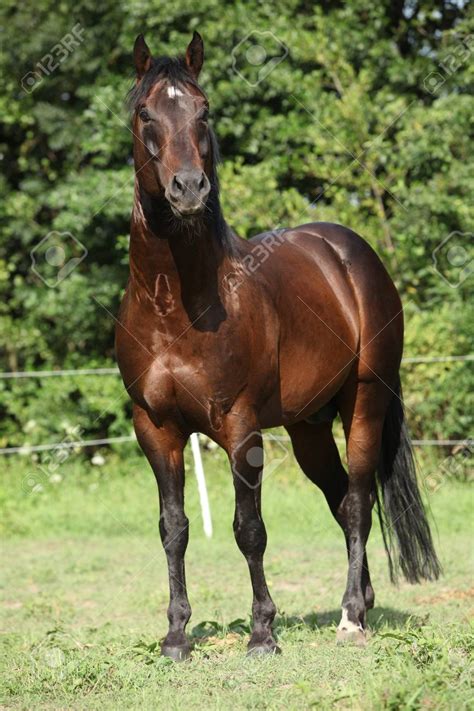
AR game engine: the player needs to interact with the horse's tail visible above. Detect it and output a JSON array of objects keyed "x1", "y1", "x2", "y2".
[{"x1": 376, "y1": 378, "x2": 441, "y2": 583}]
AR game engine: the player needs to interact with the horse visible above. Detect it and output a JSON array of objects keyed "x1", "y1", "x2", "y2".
[{"x1": 115, "y1": 31, "x2": 440, "y2": 660}]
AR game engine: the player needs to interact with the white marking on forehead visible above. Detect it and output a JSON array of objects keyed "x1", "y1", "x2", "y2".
[{"x1": 167, "y1": 86, "x2": 184, "y2": 98}]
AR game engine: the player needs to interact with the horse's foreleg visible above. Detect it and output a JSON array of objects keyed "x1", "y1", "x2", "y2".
[
  {"x1": 227, "y1": 426, "x2": 280, "y2": 655},
  {"x1": 133, "y1": 404, "x2": 192, "y2": 661}
]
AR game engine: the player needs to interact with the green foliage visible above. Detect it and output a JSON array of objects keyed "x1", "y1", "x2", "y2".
[
  {"x1": 404, "y1": 303, "x2": 474, "y2": 441},
  {"x1": 0, "y1": 0, "x2": 472, "y2": 449}
]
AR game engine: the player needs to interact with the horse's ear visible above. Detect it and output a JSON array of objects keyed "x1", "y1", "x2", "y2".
[
  {"x1": 185, "y1": 31, "x2": 204, "y2": 79},
  {"x1": 134, "y1": 34, "x2": 152, "y2": 79}
]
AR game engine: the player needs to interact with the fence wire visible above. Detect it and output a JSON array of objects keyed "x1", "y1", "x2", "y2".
[{"x1": 0, "y1": 357, "x2": 472, "y2": 455}]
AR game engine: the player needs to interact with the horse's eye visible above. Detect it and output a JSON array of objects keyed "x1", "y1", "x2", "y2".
[
  {"x1": 199, "y1": 109, "x2": 209, "y2": 123},
  {"x1": 139, "y1": 109, "x2": 151, "y2": 123}
]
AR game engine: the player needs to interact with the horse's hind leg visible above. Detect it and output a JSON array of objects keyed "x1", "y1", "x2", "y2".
[
  {"x1": 334, "y1": 379, "x2": 392, "y2": 645},
  {"x1": 286, "y1": 420, "x2": 375, "y2": 616}
]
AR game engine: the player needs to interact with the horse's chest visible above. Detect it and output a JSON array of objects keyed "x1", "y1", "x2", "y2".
[
  {"x1": 138, "y1": 359, "x2": 178, "y2": 418},
  {"x1": 127, "y1": 333, "x2": 248, "y2": 430}
]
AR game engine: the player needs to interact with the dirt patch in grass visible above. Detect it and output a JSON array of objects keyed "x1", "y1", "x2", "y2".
[{"x1": 415, "y1": 586, "x2": 474, "y2": 605}]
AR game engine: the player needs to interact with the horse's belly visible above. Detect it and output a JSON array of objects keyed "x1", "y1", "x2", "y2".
[
  {"x1": 256, "y1": 347, "x2": 354, "y2": 428},
  {"x1": 280, "y1": 353, "x2": 354, "y2": 423},
  {"x1": 260, "y1": 292, "x2": 358, "y2": 427}
]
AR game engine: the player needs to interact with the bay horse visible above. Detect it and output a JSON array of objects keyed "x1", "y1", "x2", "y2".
[{"x1": 115, "y1": 32, "x2": 440, "y2": 660}]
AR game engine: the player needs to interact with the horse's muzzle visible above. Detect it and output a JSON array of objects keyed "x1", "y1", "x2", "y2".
[{"x1": 166, "y1": 169, "x2": 210, "y2": 217}]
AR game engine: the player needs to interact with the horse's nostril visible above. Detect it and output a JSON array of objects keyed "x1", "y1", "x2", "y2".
[
  {"x1": 173, "y1": 175, "x2": 184, "y2": 193},
  {"x1": 198, "y1": 174, "x2": 206, "y2": 192}
]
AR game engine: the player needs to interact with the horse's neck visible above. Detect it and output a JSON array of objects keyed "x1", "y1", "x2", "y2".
[{"x1": 129, "y1": 186, "x2": 231, "y2": 325}]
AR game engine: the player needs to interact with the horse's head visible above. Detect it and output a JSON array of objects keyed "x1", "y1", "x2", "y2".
[{"x1": 130, "y1": 32, "x2": 213, "y2": 218}]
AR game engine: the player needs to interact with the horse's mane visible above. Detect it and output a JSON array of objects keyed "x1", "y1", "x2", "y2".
[{"x1": 127, "y1": 55, "x2": 232, "y2": 251}]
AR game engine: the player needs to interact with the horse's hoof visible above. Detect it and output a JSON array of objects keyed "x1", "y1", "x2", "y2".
[
  {"x1": 247, "y1": 642, "x2": 281, "y2": 656},
  {"x1": 336, "y1": 627, "x2": 367, "y2": 647},
  {"x1": 161, "y1": 644, "x2": 192, "y2": 661}
]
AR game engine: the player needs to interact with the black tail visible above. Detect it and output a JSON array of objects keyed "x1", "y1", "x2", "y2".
[{"x1": 376, "y1": 379, "x2": 441, "y2": 583}]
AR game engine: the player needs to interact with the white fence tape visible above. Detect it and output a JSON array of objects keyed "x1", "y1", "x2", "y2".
[
  {"x1": 1, "y1": 359, "x2": 472, "y2": 539},
  {"x1": 0, "y1": 354, "x2": 472, "y2": 380}
]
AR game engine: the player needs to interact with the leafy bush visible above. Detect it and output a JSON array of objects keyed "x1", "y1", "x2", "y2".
[{"x1": 0, "y1": 0, "x2": 472, "y2": 452}]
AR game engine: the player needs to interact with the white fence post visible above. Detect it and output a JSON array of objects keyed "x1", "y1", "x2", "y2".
[{"x1": 190, "y1": 432, "x2": 213, "y2": 538}]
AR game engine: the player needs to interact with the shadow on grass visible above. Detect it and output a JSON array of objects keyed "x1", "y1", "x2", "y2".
[
  {"x1": 190, "y1": 607, "x2": 421, "y2": 641},
  {"x1": 275, "y1": 606, "x2": 421, "y2": 632}
]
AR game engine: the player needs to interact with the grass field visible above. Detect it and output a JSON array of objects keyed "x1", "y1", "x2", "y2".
[{"x1": 1, "y1": 442, "x2": 473, "y2": 710}]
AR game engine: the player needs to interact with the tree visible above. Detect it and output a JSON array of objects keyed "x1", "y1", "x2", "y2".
[{"x1": 0, "y1": 0, "x2": 472, "y2": 448}]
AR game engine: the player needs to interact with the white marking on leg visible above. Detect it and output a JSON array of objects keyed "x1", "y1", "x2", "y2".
[
  {"x1": 338, "y1": 607, "x2": 364, "y2": 633},
  {"x1": 167, "y1": 86, "x2": 184, "y2": 98}
]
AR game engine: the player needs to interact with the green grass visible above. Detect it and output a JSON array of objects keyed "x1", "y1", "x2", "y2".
[{"x1": 1, "y1": 443, "x2": 473, "y2": 710}]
